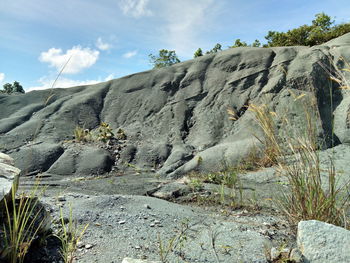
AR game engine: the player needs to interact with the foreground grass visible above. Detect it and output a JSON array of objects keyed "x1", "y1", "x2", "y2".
[
  {"x1": 1, "y1": 181, "x2": 88, "y2": 263},
  {"x1": 1, "y1": 183, "x2": 47, "y2": 263},
  {"x1": 56, "y1": 205, "x2": 89, "y2": 263},
  {"x1": 249, "y1": 86, "x2": 350, "y2": 227}
]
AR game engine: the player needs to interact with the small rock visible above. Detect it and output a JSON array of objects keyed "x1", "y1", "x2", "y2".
[
  {"x1": 270, "y1": 247, "x2": 290, "y2": 261},
  {"x1": 118, "y1": 220, "x2": 126, "y2": 225},
  {"x1": 290, "y1": 248, "x2": 303, "y2": 263},
  {"x1": 270, "y1": 247, "x2": 280, "y2": 261},
  {"x1": 144, "y1": 204, "x2": 151, "y2": 209},
  {"x1": 57, "y1": 196, "x2": 66, "y2": 202},
  {"x1": 85, "y1": 244, "x2": 94, "y2": 249},
  {"x1": 77, "y1": 241, "x2": 84, "y2": 249}
]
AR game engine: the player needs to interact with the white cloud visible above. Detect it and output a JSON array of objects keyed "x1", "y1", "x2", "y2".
[
  {"x1": 27, "y1": 77, "x2": 99, "y2": 92},
  {"x1": 159, "y1": 0, "x2": 219, "y2": 57},
  {"x1": 0, "y1": 73, "x2": 5, "y2": 83},
  {"x1": 96, "y1": 37, "x2": 112, "y2": 51},
  {"x1": 39, "y1": 46, "x2": 99, "y2": 74},
  {"x1": 123, "y1": 50, "x2": 138, "y2": 58},
  {"x1": 27, "y1": 74, "x2": 115, "y2": 92},
  {"x1": 104, "y1": 74, "x2": 115, "y2": 81},
  {"x1": 119, "y1": 0, "x2": 152, "y2": 18}
]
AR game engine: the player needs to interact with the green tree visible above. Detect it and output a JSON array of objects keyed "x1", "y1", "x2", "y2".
[
  {"x1": 308, "y1": 13, "x2": 334, "y2": 45},
  {"x1": 231, "y1": 39, "x2": 248, "y2": 47},
  {"x1": 265, "y1": 31, "x2": 289, "y2": 47},
  {"x1": 2, "y1": 83, "x2": 12, "y2": 93},
  {"x1": 149, "y1": 49, "x2": 180, "y2": 69},
  {"x1": 312, "y1": 12, "x2": 333, "y2": 30},
  {"x1": 1, "y1": 81, "x2": 25, "y2": 94},
  {"x1": 329, "y1": 23, "x2": 350, "y2": 39},
  {"x1": 264, "y1": 13, "x2": 350, "y2": 47},
  {"x1": 194, "y1": 48, "x2": 203, "y2": 58},
  {"x1": 206, "y1": 43, "x2": 222, "y2": 54},
  {"x1": 251, "y1": 39, "x2": 261, "y2": 47}
]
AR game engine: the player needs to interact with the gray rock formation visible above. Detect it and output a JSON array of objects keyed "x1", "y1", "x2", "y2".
[
  {"x1": 47, "y1": 144, "x2": 113, "y2": 175},
  {"x1": 0, "y1": 33, "x2": 350, "y2": 177},
  {"x1": 297, "y1": 220, "x2": 350, "y2": 263},
  {"x1": 0, "y1": 152, "x2": 20, "y2": 208}
]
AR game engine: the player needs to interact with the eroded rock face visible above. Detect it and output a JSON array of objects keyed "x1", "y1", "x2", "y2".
[
  {"x1": 0, "y1": 33, "x2": 350, "y2": 177},
  {"x1": 0, "y1": 152, "x2": 20, "y2": 208},
  {"x1": 47, "y1": 144, "x2": 114, "y2": 175}
]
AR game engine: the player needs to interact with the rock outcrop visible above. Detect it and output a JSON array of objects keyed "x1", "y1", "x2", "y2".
[
  {"x1": 297, "y1": 220, "x2": 350, "y2": 263},
  {"x1": 0, "y1": 33, "x2": 350, "y2": 177},
  {"x1": 0, "y1": 152, "x2": 20, "y2": 208}
]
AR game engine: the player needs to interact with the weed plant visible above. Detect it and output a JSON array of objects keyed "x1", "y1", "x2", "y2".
[
  {"x1": 248, "y1": 61, "x2": 350, "y2": 227},
  {"x1": 73, "y1": 122, "x2": 115, "y2": 144},
  {"x1": 157, "y1": 219, "x2": 190, "y2": 263},
  {"x1": 97, "y1": 122, "x2": 114, "y2": 143},
  {"x1": 73, "y1": 126, "x2": 91, "y2": 142},
  {"x1": 188, "y1": 170, "x2": 243, "y2": 209},
  {"x1": 56, "y1": 205, "x2": 89, "y2": 263}
]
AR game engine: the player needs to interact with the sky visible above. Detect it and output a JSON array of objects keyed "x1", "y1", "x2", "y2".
[{"x1": 1, "y1": 0, "x2": 349, "y2": 92}]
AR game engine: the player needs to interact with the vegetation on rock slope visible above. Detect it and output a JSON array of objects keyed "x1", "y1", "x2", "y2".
[{"x1": 151, "y1": 13, "x2": 350, "y2": 67}]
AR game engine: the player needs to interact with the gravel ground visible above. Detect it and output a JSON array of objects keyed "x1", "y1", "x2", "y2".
[
  {"x1": 17, "y1": 144, "x2": 350, "y2": 262},
  {"x1": 41, "y1": 193, "x2": 293, "y2": 263}
]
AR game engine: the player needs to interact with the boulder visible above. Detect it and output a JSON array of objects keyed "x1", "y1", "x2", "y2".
[
  {"x1": 0, "y1": 153, "x2": 20, "y2": 208},
  {"x1": 10, "y1": 142, "x2": 64, "y2": 175},
  {"x1": 297, "y1": 220, "x2": 350, "y2": 263},
  {"x1": 0, "y1": 152, "x2": 15, "y2": 165},
  {"x1": 47, "y1": 144, "x2": 113, "y2": 175}
]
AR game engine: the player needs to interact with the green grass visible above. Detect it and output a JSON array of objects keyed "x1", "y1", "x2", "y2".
[
  {"x1": 56, "y1": 204, "x2": 89, "y2": 263},
  {"x1": 1, "y1": 182, "x2": 48, "y2": 263},
  {"x1": 73, "y1": 126, "x2": 91, "y2": 143},
  {"x1": 157, "y1": 219, "x2": 190, "y2": 263},
  {"x1": 187, "y1": 170, "x2": 243, "y2": 209}
]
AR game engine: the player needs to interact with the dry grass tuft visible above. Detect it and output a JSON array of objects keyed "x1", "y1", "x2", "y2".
[{"x1": 249, "y1": 89, "x2": 350, "y2": 227}]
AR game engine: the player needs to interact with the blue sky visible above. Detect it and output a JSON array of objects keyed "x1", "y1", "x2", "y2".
[{"x1": 1, "y1": 0, "x2": 349, "y2": 92}]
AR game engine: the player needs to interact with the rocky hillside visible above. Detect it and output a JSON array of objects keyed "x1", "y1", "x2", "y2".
[{"x1": 1, "y1": 33, "x2": 350, "y2": 178}]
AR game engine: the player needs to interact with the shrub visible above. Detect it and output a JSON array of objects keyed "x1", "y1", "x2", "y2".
[
  {"x1": 193, "y1": 48, "x2": 203, "y2": 58},
  {"x1": 149, "y1": 49, "x2": 180, "y2": 69},
  {"x1": 97, "y1": 122, "x2": 114, "y2": 143},
  {"x1": 265, "y1": 13, "x2": 350, "y2": 47},
  {"x1": 73, "y1": 122, "x2": 117, "y2": 144},
  {"x1": 1, "y1": 81, "x2": 25, "y2": 94},
  {"x1": 206, "y1": 43, "x2": 222, "y2": 54},
  {"x1": 73, "y1": 126, "x2": 91, "y2": 142}
]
